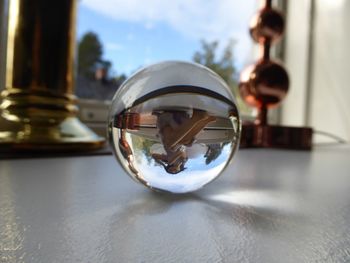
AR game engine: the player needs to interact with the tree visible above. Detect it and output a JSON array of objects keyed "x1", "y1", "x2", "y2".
[
  {"x1": 76, "y1": 31, "x2": 128, "y2": 100},
  {"x1": 193, "y1": 40, "x2": 251, "y2": 113},
  {"x1": 204, "y1": 143, "x2": 224, "y2": 165},
  {"x1": 193, "y1": 40, "x2": 237, "y2": 95},
  {"x1": 78, "y1": 32, "x2": 104, "y2": 79},
  {"x1": 114, "y1": 74, "x2": 127, "y2": 87}
]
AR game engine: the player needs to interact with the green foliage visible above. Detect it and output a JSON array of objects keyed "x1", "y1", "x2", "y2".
[
  {"x1": 193, "y1": 40, "x2": 237, "y2": 95},
  {"x1": 78, "y1": 32, "x2": 105, "y2": 79},
  {"x1": 193, "y1": 40, "x2": 251, "y2": 115},
  {"x1": 204, "y1": 144, "x2": 223, "y2": 165}
]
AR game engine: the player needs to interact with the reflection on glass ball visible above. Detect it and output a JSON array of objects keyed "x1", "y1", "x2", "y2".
[{"x1": 108, "y1": 61, "x2": 241, "y2": 194}]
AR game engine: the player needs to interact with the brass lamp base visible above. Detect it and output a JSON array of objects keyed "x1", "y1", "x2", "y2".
[
  {"x1": 0, "y1": 0, "x2": 105, "y2": 155},
  {"x1": 240, "y1": 123, "x2": 313, "y2": 150},
  {"x1": 0, "y1": 115, "x2": 105, "y2": 153}
]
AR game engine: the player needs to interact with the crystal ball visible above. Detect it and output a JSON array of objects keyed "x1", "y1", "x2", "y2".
[{"x1": 108, "y1": 61, "x2": 241, "y2": 194}]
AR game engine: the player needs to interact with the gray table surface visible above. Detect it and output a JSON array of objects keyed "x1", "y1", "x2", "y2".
[{"x1": 1, "y1": 145, "x2": 350, "y2": 263}]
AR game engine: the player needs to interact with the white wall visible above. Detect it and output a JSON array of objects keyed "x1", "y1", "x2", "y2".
[
  {"x1": 281, "y1": 0, "x2": 312, "y2": 126},
  {"x1": 282, "y1": 0, "x2": 350, "y2": 142},
  {"x1": 310, "y1": 0, "x2": 350, "y2": 142}
]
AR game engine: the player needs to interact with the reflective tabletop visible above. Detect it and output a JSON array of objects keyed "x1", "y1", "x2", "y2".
[{"x1": 1, "y1": 145, "x2": 350, "y2": 263}]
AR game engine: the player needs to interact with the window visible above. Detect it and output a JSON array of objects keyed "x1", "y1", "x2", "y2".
[
  {"x1": 75, "y1": 0, "x2": 258, "y2": 117},
  {"x1": 281, "y1": 0, "x2": 350, "y2": 142}
]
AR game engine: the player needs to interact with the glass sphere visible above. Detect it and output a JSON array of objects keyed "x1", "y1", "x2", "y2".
[{"x1": 108, "y1": 61, "x2": 241, "y2": 194}]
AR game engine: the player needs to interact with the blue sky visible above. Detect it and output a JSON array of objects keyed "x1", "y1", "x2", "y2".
[{"x1": 77, "y1": 0, "x2": 257, "y2": 76}]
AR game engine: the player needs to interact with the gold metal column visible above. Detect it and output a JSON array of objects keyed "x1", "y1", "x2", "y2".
[{"x1": 0, "y1": 0, "x2": 104, "y2": 152}]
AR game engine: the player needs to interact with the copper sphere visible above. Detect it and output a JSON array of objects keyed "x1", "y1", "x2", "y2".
[
  {"x1": 239, "y1": 60, "x2": 289, "y2": 109},
  {"x1": 250, "y1": 8, "x2": 285, "y2": 44}
]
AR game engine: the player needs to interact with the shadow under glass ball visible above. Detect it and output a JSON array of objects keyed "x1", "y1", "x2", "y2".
[
  {"x1": 239, "y1": 60, "x2": 289, "y2": 109},
  {"x1": 108, "y1": 61, "x2": 241, "y2": 194},
  {"x1": 250, "y1": 8, "x2": 285, "y2": 44}
]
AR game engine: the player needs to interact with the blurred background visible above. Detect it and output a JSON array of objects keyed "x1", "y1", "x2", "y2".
[
  {"x1": 0, "y1": 0, "x2": 349, "y2": 145},
  {"x1": 74, "y1": 0, "x2": 350, "y2": 144},
  {"x1": 72, "y1": 0, "x2": 258, "y2": 137}
]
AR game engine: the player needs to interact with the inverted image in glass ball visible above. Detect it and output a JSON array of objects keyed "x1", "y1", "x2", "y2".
[{"x1": 108, "y1": 61, "x2": 241, "y2": 194}]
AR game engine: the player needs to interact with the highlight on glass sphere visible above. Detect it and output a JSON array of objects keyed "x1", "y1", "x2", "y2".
[{"x1": 108, "y1": 61, "x2": 241, "y2": 194}]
